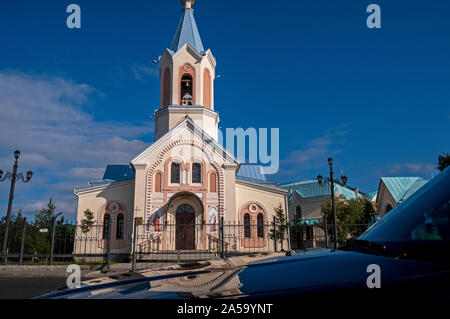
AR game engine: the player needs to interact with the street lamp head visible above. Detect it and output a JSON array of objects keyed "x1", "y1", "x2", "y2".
[
  {"x1": 0, "y1": 170, "x2": 3, "y2": 179},
  {"x1": 328, "y1": 157, "x2": 333, "y2": 166},
  {"x1": 26, "y1": 171, "x2": 33, "y2": 181},
  {"x1": 317, "y1": 174, "x2": 323, "y2": 185},
  {"x1": 14, "y1": 150, "x2": 20, "y2": 160},
  {"x1": 341, "y1": 175, "x2": 348, "y2": 186}
]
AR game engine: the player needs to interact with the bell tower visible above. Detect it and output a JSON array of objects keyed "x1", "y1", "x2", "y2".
[{"x1": 154, "y1": 0, "x2": 220, "y2": 141}]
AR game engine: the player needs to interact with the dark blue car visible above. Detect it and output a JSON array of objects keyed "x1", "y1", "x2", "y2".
[{"x1": 38, "y1": 168, "x2": 450, "y2": 300}]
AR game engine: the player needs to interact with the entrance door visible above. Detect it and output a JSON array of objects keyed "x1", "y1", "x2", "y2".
[{"x1": 176, "y1": 204, "x2": 196, "y2": 250}]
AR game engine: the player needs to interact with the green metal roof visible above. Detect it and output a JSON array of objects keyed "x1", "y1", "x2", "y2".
[
  {"x1": 280, "y1": 180, "x2": 360, "y2": 200},
  {"x1": 381, "y1": 177, "x2": 427, "y2": 204}
]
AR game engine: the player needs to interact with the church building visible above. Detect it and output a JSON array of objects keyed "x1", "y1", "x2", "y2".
[{"x1": 73, "y1": 0, "x2": 288, "y2": 258}]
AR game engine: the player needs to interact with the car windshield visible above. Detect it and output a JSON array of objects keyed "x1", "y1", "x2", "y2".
[{"x1": 359, "y1": 168, "x2": 450, "y2": 244}]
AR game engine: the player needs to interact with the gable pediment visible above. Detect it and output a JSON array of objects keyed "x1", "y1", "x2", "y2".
[{"x1": 131, "y1": 117, "x2": 237, "y2": 168}]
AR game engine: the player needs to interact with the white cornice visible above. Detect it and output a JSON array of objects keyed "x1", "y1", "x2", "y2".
[
  {"x1": 203, "y1": 49, "x2": 216, "y2": 68},
  {"x1": 74, "y1": 179, "x2": 134, "y2": 197},
  {"x1": 236, "y1": 179, "x2": 289, "y2": 196},
  {"x1": 155, "y1": 105, "x2": 219, "y2": 118},
  {"x1": 172, "y1": 43, "x2": 202, "y2": 61}
]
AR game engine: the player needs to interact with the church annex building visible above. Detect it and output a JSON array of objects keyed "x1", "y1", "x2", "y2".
[{"x1": 73, "y1": 0, "x2": 289, "y2": 258}]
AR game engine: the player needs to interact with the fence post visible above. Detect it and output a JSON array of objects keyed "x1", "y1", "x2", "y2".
[
  {"x1": 132, "y1": 218, "x2": 138, "y2": 272},
  {"x1": 286, "y1": 222, "x2": 292, "y2": 252},
  {"x1": 323, "y1": 217, "x2": 329, "y2": 249},
  {"x1": 50, "y1": 217, "x2": 57, "y2": 265},
  {"x1": 19, "y1": 218, "x2": 27, "y2": 266},
  {"x1": 220, "y1": 217, "x2": 225, "y2": 259},
  {"x1": 105, "y1": 226, "x2": 111, "y2": 271},
  {"x1": 273, "y1": 216, "x2": 277, "y2": 252}
]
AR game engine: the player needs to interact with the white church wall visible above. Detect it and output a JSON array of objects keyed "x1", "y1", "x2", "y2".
[
  {"x1": 235, "y1": 181, "x2": 289, "y2": 251},
  {"x1": 74, "y1": 180, "x2": 135, "y2": 256}
]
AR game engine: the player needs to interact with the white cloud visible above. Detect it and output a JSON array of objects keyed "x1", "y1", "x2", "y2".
[
  {"x1": 69, "y1": 167, "x2": 106, "y2": 180},
  {"x1": 0, "y1": 71, "x2": 153, "y2": 220},
  {"x1": 386, "y1": 163, "x2": 436, "y2": 175},
  {"x1": 130, "y1": 63, "x2": 159, "y2": 81},
  {"x1": 280, "y1": 130, "x2": 348, "y2": 173}
]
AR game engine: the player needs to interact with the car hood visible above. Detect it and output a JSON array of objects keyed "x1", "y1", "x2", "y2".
[{"x1": 38, "y1": 250, "x2": 450, "y2": 299}]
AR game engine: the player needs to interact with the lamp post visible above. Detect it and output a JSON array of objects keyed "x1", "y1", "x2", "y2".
[
  {"x1": 0, "y1": 150, "x2": 33, "y2": 264},
  {"x1": 317, "y1": 158, "x2": 348, "y2": 250}
]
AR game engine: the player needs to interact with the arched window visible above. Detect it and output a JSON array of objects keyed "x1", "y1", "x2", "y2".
[
  {"x1": 116, "y1": 214, "x2": 124, "y2": 239},
  {"x1": 181, "y1": 74, "x2": 193, "y2": 105},
  {"x1": 295, "y1": 206, "x2": 302, "y2": 219},
  {"x1": 155, "y1": 173, "x2": 162, "y2": 192},
  {"x1": 171, "y1": 162, "x2": 180, "y2": 184},
  {"x1": 103, "y1": 214, "x2": 111, "y2": 240},
  {"x1": 244, "y1": 214, "x2": 251, "y2": 238},
  {"x1": 257, "y1": 214, "x2": 264, "y2": 238},
  {"x1": 209, "y1": 173, "x2": 217, "y2": 193},
  {"x1": 192, "y1": 163, "x2": 202, "y2": 184},
  {"x1": 203, "y1": 68, "x2": 211, "y2": 108},
  {"x1": 176, "y1": 204, "x2": 195, "y2": 215}
]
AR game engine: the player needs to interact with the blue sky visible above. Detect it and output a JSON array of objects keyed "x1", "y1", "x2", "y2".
[{"x1": 0, "y1": 0, "x2": 449, "y2": 220}]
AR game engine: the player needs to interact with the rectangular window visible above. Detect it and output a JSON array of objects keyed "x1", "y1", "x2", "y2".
[
  {"x1": 192, "y1": 163, "x2": 202, "y2": 184},
  {"x1": 171, "y1": 162, "x2": 180, "y2": 184}
]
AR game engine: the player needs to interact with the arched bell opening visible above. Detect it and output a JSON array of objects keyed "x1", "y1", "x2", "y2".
[{"x1": 181, "y1": 74, "x2": 193, "y2": 105}]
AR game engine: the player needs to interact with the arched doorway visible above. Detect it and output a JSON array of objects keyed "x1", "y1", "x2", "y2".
[{"x1": 176, "y1": 204, "x2": 196, "y2": 250}]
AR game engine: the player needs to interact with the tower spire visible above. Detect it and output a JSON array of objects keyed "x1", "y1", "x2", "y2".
[{"x1": 171, "y1": 0, "x2": 204, "y2": 53}]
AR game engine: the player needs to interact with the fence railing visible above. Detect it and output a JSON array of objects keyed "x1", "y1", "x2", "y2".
[
  {"x1": 0, "y1": 218, "x2": 371, "y2": 269},
  {"x1": 132, "y1": 220, "x2": 281, "y2": 266},
  {"x1": 289, "y1": 219, "x2": 370, "y2": 250}
]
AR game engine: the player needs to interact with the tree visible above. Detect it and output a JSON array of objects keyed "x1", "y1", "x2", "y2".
[
  {"x1": 321, "y1": 197, "x2": 369, "y2": 242},
  {"x1": 32, "y1": 199, "x2": 63, "y2": 256},
  {"x1": 438, "y1": 153, "x2": 450, "y2": 171},
  {"x1": 289, "y1": 215, "x2": 306, "y2": 250},
  {"x1": 80, "y1": 209, "x2": 95, "y2": 234},
  {"x1": 361, "y1": 200, "x2": 377, "y2": 225},
  {"x1": 2, "y1": 210, "x2": 27, "y2": 254},
  {"x1": 269, "y1": 203, "x2": 288, "y2": 251},
  {"x1": 34, "y1": 198, "x2": 58, "y2": 229}
]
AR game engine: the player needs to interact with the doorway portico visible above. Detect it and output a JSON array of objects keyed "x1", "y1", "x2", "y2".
[{"x1": 166, "y1": 192, "x2": 204, "y2": 251}]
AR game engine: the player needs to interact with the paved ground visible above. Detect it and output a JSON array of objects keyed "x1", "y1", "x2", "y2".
[
  {"x1": 0, "y1": 252, "x2": 290, "y2": 299},
  {"x1": 0, "y1": 276, "x2": 68, "y2": 299}
]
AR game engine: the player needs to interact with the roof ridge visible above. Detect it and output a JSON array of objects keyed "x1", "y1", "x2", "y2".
[{"x1": 280, "y1": 180, "x2": 318, "y2": 186}]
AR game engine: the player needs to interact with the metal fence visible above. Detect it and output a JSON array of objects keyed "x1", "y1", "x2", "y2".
[
  {"x1": 133, "y1": 221, "x2": 281, "y2": 265},
  {"x1": 0, "y1": 222, "x2": 110, "y2": 267},
  {"x1": 289, "y1": 219, "x2": 370, "y2": 250},
  {"x1": 0, "y1": 218, "x2": 371, "y2": 269}
]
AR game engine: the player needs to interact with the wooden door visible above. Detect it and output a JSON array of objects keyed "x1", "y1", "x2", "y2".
[{"x1": 176, "y1": 206, "x2": 195, "y2": 250}]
